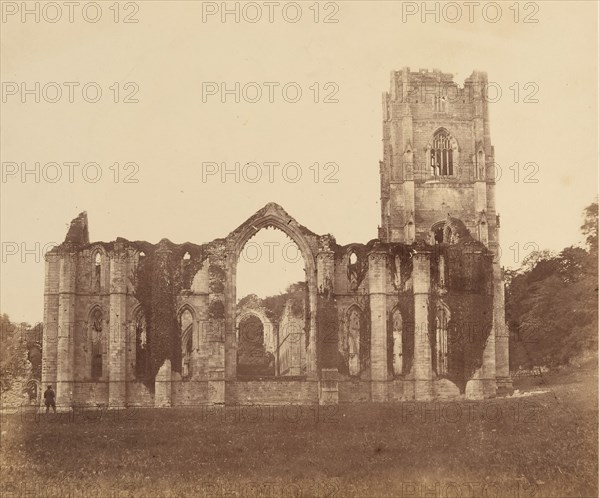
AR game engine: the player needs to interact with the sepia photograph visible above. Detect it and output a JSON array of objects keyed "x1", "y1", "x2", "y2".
[{"x1": 0, "y1": 1, "x2": 598, "y2": 496}]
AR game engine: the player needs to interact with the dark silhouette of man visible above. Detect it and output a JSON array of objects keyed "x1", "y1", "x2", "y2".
[{"x1": 43, "y1": 385, "x2": 56, "y2": 413}]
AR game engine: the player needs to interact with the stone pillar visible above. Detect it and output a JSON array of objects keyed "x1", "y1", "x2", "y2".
[
  {"x1": 474, "y1": 184, "x2": 487, "y2": 224},
  {"x1": 108, "y1": 245, "x2": 128, "y2": 407},
  {"x1": 369, "y1": 250, "x2": 388, "y2": 402},
  {"x1": 306, "y1": 275, "x2": 318, "y2": 380},
  {"x1": 317, "y1": 250, "x2": 335, "y2": 296},
  {"x1": 41, "y1": 250, "x2": 60, "y2": 395},
  {"x1": 154, "y1": 359, "x2": 172, "y2": 407},
  {"x1": 291, "y1": 318, "x2": 303, "y2": 375},
  {"x1": 472, "y1": 71, "x2": 486, "y2": 147},
  {"x1": 492, "y1": 245, "x2": 512, "y2": 394},
  {"x1": 225, "y1": 247, "x2": 237, "y2": 380},
  {"x1": 319, "y1": 368, "x2": 339, "y2": 405},
  {"x1": 208, "y1": 369, "x2": 225, "y2": 405},
  {"x1": 413, "y1": 250, "x2": 433, "y2": 400},
  {"x1": 56, "y1": 247, "x2": 76, "y2": 410},
  {"x1": 190, "y1": 315, "x2": 201, "y2": 379},
  {"x1": 317, "y1": 248, "x2": 335, "y2": 372},
  {"x1": 190, "y1": 262, "x2": 210, "y2": 378}
]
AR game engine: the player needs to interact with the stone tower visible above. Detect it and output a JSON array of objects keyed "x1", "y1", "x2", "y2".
[
  {"x1": 379, "y1": 67, "x2": 496, "y2": 244},
  {"x1": 379, "y1": 67, "x2": 511, "y2": 393}
]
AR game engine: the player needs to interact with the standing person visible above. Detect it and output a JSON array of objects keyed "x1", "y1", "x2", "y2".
[{"x1": 43, "y1": 385, "x2": 56, "y2": 413}]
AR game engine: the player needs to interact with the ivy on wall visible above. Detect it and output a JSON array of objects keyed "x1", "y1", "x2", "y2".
[
  {"x1": 122, "y1": 229, "x2": 493, "y2": 390},
  {"x1": 209, "y1": 263, "x2": 226, "y2": 294},
  {"x1": 131, "y1": 240, "x2": 207, "y2": 389},
  {"x1": 428, "y1": 242, "x2": 494, "y2": 392},
  {"x1": 317, "y1": 295, "x2": 339, "y2": 371}
]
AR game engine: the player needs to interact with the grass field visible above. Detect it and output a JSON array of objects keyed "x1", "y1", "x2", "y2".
[{"x1": 1, "y1": 361, "x2": 597, "y2": 498}]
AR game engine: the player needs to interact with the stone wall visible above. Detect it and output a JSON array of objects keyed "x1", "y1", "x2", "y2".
[
  {"x1": 225, "y1": 380, "x2": 319, "y2": 405},
  {"x1": 42, "y1": 203, "x2": 503, "y2": 407}
]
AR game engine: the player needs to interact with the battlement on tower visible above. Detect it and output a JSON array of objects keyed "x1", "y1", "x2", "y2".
[{"x1": 385, "y1": 67, "x2": 490, "y2": 108}]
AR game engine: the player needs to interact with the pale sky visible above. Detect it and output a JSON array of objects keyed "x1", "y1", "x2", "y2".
[{"x1": 1, "y1": 1, "x2": 598, "y2": 323}]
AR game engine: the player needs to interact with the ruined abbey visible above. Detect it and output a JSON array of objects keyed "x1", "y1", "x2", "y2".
[{"x1": 42, "y1": 68, "x2": 511, "y2": 408}]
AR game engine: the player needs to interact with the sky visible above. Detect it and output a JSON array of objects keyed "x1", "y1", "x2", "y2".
[{"x1": 1, "y1": 0, "x2": 598, "y2": 323}]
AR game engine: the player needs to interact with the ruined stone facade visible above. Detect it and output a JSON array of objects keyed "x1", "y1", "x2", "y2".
[{"x1": 42, "y1": 68, "x2": 511, "y2": 407}]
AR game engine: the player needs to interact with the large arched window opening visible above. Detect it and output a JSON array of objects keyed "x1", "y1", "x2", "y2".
[
  {"x1": 347, "y1": 308, "x2": 361, "y2": 376},
  {"x1": 236, "y1": 227, "x2": 307, "y2": 378},
  {"x1": 347, "y1": 250, "x2": 361, "y2": 291},
  {"x1": 430, "y1": 130, "x2": 455, "y2": 177}
]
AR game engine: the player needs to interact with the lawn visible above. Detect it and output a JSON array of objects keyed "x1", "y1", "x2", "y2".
[{"x1": 1, "y1": 362, "x2": 597, "y2": 498}]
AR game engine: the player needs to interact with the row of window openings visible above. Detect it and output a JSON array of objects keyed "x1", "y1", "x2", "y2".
[
  {"x1": 92, "y1": 251, "x2": 192, "y2": 290},
  {"x1": 87, "y1": 312, "x2": 193, "y2": 380},
  {"x1": 93, "y1": 252, "x2": 192, "y2": 265},
  {"x1": 348, "y1": 307, "x2": 448, "y2": 377},
  {"x1": 88, "y1": 344, "x2": 193, "y2": 381},
  {"x1": 402, "y1": 96, "x2": 470, "y2": 107},
  {"x1": 88, "y1": 321, "x2": 449, "y2": 379},
  {"x1": 93, "y1": 251, "x2": 190, "y2": 267}
]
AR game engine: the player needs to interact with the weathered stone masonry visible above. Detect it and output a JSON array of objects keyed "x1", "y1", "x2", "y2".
[{"x1": 42, "y1": 68, "x2": 511, "y2": 407}]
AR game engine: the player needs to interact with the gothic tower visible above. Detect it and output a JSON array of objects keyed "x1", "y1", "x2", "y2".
[
  {"x1": 379, "y1": 67, "x2": 511, "y2": 393},
  {"x1": 379, "y1": 67, "x2": 497, "y2": 244}
]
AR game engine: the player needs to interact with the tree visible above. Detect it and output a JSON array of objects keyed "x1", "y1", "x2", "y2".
[
  {"x1": 581, "y1": 201, "x2": 598, "y2": 254},
  {"x1": 507, "y1": 202, "x2": 599, "y2": 369},
  {"x1": 520, "y1": 249, "x2": 555, "y2": 274}
]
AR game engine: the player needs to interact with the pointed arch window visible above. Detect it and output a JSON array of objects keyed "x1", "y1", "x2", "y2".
[
  {"x1": 179, "y1": 309, "x2": 194, "y2": 379},
  {"x1": 347, "y1": 251, "x2": 360, "y2": 291},
  {"x1": 346, "y1": 306, "x2": 365, "y2": 376},
  {"x1": 93, "y1": 252, "x2": 102, "y2": 292},
  {"x1": 430, "y1": 130, "x2": 454, "y2": 176}
]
